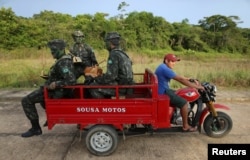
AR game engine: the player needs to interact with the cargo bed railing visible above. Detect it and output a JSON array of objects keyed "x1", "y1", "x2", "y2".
[{"x1": 44, "y1": 68, "x2": 158, "y2": 100}]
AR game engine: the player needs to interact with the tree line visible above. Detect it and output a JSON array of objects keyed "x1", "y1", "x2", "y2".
[{"x1": 0, "y1": 7, "x2": 250, "y2": 54}]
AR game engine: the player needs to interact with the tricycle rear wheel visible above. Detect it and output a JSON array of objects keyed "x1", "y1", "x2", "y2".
[
  {"x1": 203, "y1": 111, "x2": 232, "y2": 138},
  {"x1": 85, "y1": 125, "x2": 118, "y2": 156}
]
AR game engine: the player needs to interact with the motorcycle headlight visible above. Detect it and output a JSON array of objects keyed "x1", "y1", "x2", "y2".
[
  {"x1": 212, "y1": 85, "x2": 217, "y2": 98},
  {"x1": 213, "y1": 85, "x2": 217, "y2": 93}
]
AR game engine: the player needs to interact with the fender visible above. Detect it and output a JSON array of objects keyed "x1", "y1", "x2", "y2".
[{"x1": 199, "y1": 103, "x2": 230, "y2": 124}]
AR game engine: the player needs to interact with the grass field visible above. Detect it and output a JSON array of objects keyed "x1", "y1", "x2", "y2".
[{"x1": 0, "y1": 48, "x2": 249, "y2": 88}]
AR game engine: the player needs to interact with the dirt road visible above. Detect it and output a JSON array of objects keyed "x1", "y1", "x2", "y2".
[{"x1": 0, "y1": 88, "x2": 249, "y2": 160}]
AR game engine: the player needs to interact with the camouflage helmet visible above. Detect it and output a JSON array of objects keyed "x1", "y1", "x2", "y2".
[
  {"x1": 47, "y1": 39, "x2": 66, "y2": 50},
  {"x1": 104, "y1": 31, "x2": 121, "y2": 41},
  {"x1": 72, "y1": 30, "x2": 84, "y2": 37}
]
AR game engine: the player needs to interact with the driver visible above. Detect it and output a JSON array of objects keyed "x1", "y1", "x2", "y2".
[{"x1": 155, "y1": 53, "x2": 204, "y2": 132}]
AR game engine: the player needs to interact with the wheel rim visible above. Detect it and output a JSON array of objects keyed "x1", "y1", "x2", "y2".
[
  {"x1": 210, "y1": 117, "x2": 228, "y2": 135},
  {"x1": 90, "y1": 131, "x2": 113, "y2": 152}
]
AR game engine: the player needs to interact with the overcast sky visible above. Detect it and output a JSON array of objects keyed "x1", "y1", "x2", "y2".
[{"x1": 1, "y1": 0, "x2": 250, "y2": 28}]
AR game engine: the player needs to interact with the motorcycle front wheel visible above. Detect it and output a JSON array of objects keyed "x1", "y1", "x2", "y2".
[{"x1": 203, "y1": 111, "x2": 233, "y2": 138}]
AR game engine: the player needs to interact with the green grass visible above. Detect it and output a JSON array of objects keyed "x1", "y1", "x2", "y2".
[{"x1": 0, "y1": 48, "x2": 250, "y2": 88}]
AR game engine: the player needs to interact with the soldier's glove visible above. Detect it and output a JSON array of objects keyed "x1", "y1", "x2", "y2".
[
  {"x1": 84, "y1": 65, "x2": 103, "y2": 78},
  {"x1": 68, "y1": 53, "x2": 82, "y2": 63},
  {"x1": 48, "y1": 82, "x2": 56, "y2": 90},
  {"x1": 72, "y1": 56, "x2": 82, "y2": 63}
]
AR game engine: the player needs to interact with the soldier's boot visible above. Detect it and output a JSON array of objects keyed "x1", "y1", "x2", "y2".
[{"x1": 21, "y1": 120, "x2": 42, "y2": 138}]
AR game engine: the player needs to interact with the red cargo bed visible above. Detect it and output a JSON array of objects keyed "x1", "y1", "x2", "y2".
[{"x1": 45, "y1": 68, "x2": 171, "y2": 131}]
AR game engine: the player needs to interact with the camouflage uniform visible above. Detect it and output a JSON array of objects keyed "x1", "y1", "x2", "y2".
[
  {"x1": 89, "y1": 32, "x2": 133, "y2": 98},
  {"x1": 70, "y1": 30, "x2": 98, "y2": 79},
  {"x1": 21, "y1": 39, "x2": 76, "y2": 137}
]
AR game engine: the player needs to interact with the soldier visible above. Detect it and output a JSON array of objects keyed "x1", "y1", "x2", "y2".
[
  {"x1": 88, "y1": 31, "x2": 133, "y2": 98},
  {"x1": 21, "y1": 39, "x2": 76, "y2": 138},
  {"x1": 70, "y1": 30, "x2": 98, "y2": 80}
]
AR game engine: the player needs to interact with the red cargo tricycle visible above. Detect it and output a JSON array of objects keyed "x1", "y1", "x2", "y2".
[{"x1": 44, "y1": 68, "x2": 232, "y2": 156}]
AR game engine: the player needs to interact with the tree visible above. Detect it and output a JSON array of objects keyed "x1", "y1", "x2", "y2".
[
  {"x1": 199, "y1": 15, "x2": 238, "y2": 32},
  {"x1": 0, "y1": 8, "x2": 19, "y2": 49},
  {"x1": 117, "y1": 1, "x2": 129, "y2": 20},
  {"x1": 0, "y1": 7, "x2": 249, "y2": 54},
  {"x1": 198, "y1": 15, "x2": 248, "y2": 53},
  {"x1": 124, "y1": 11, "x2": 173, "y2": 50}
]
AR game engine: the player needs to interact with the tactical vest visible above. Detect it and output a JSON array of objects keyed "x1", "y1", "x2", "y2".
[
  {"x1": 113, "y1": 49, "x2": 133, "y2": 85},
  {"x1": 72, "y1": 43, "x2": 93, "y2": 67},
  {"x1": 46, "y1": 55, "x2": 72, "y2": 85}
]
